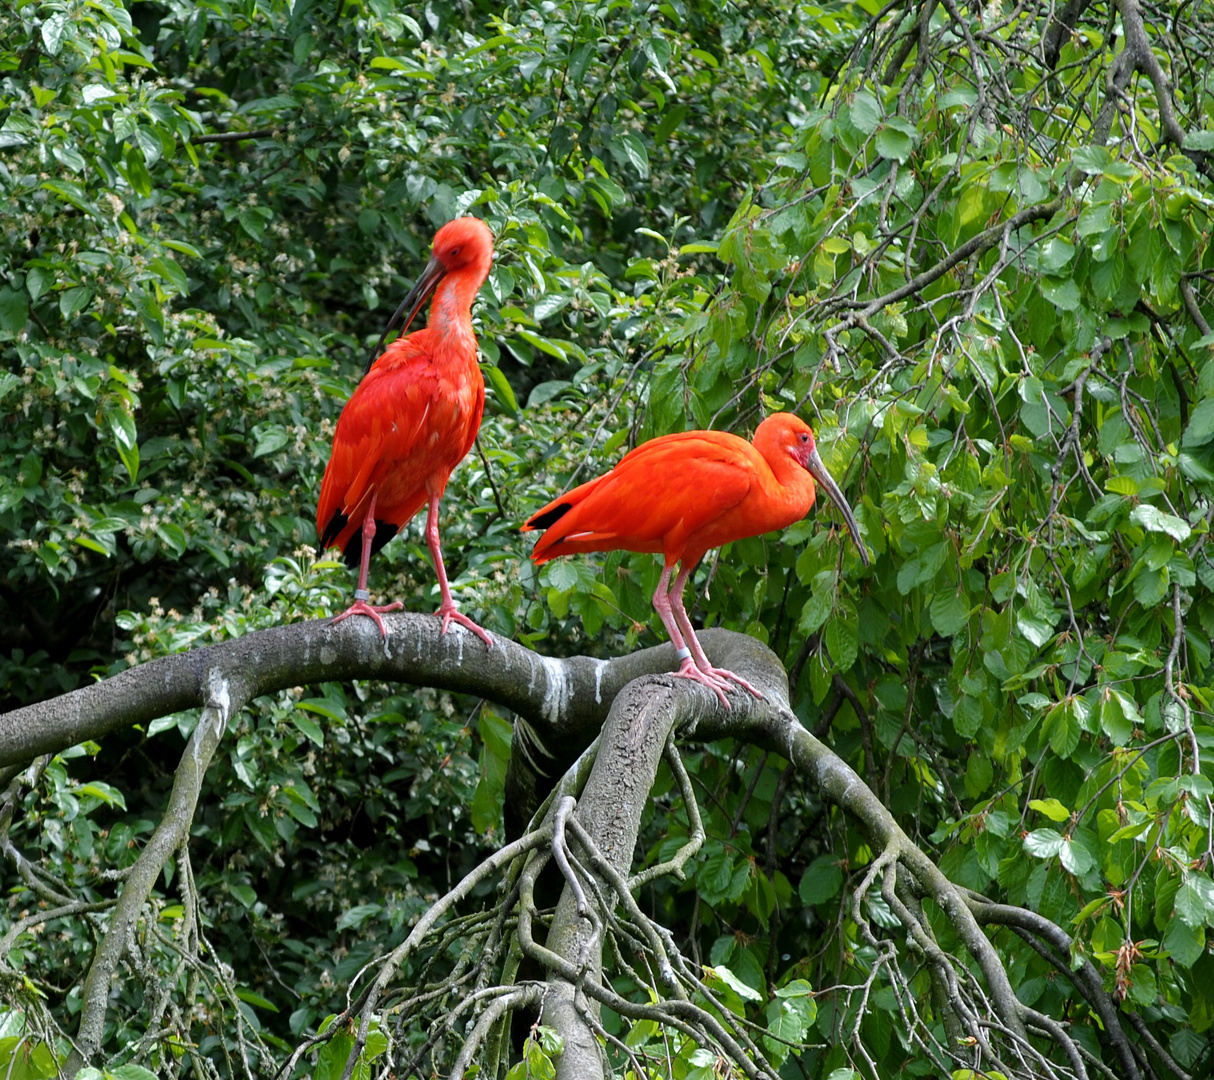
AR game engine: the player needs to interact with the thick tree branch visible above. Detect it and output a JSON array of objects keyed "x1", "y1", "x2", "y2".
[
  {"x1": 0, "y1": 615, "x2": 738, "y2": 771},
  {"x1": 7, "y1": 616, "x2": 1104, "y2": 1077}
]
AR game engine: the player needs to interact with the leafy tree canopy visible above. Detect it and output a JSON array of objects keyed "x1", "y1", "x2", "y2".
[{"x1": 2, "y1": 0, "x2": 1214, "y2": 1076}]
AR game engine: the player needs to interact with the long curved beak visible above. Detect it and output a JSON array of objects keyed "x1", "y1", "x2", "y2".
[
  {"x1": 363, "y1": 255, "x2": 447, "y2": 375},
  {"x1": 806, "y1": 448, "x2": 870, "y2": 567}
]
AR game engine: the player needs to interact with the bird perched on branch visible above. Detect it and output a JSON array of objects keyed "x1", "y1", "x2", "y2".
[
  {"x1": 522, "y1": 413, "x2": 869, "y2": 703},
  {"x1": 317, "y1": 216, "x2": 494, "y2": 646}
]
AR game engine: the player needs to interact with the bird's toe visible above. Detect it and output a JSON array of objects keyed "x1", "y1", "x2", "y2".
[
  {"x1": 331, "y1": 598, "x2": 402, "y2": 640},
  {"x1": 672, "y1": 660, "x2": 732, "y2": 709},
  {"x1": 711, "y1": 668, "x2": 765, "y2": 700},
  {"x1": 435, "y1": 604, "x2": 494, "y2": 648}
]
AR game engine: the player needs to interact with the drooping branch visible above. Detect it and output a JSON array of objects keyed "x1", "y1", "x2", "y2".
[
  {"x1": 776, "y1": 714, "x2": 1030, "y2": 1042},
  {"x1": 961, "y1": 890, "x2": 1142, "y2": 1080},
  {"x1": 3, "y1": 614, "x2": 1150, "y2": 1080},
  {"x1": 62, "y1": 668, "x2": 252, "y2": 1076}
]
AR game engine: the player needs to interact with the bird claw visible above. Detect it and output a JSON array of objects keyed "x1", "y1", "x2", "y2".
[
  {"x1": 672, "y1": 658, "x2": 732, "y2": 709},
  {"x1": 331, "y1": 599, "x2": 404, "y2": 640},
  {"x1": 435, "y1": 603, "x2": 494, "y2": 649},
  {"x1": 704, "y1": 666, "x2": 765, "y2": 700}
]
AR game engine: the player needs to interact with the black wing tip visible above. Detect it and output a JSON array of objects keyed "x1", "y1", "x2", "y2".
[
  {"x1": 320, "y1": 511, "x2": 349, "y2": 552},
  {"x1": 341, "y1": 521, "x2": 399, "y2": 567},
  {"x1": 524, "y1": 502, "x2": 573, "y2": 532}
]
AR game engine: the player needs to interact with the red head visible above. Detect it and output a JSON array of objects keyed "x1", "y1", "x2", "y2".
[
  {"x1": 364, "y1": 217, "x2": 494, "y2": 372},
  {"x1": 755, "y1": 412, "x2": 869, "y2": 566},
  {"x1": 430, "y1": 216, "x2": 494, "y2": 277}
]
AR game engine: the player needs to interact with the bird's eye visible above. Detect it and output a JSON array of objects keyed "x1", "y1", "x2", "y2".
[
  {"x1": 448, "y1": 246, "x2": 461, "y2": 259},
  {"x1": 799, "y1": 433, "x2": 809, "y2": 443}
]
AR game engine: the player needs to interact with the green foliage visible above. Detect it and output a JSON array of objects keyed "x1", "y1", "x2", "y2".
[
  {"x1": 311, "y1": 1015, "x2": 387, "y2": 1080},
  {"x1": 5, "y1": 0, "x2": 1214, "y2": 1075},
  {"x1": 505, "y1": 1026, "x2": 562, "y2": 1080}
]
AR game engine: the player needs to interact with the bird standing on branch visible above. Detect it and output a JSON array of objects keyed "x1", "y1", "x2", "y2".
[
  {"x1": 523, "y1": 413, "x2": 869, "y2": 703},
  {"x1": 317, "y1": 217, "x2": 495, "y2": 646}
]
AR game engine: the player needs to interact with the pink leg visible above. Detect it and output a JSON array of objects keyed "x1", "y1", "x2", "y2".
[
  {"x1": 331, "y1": 493, "x2": 403, "y2": 640},
  {"x1": 653, "y1": 564, "x2": 731, "y2": 708},
  {"x1": 669, "y1": 565, "x2": 764, "y2": 701},
  {"x1": 425, "y1": 493, "x2": 493, "y2": 648}
]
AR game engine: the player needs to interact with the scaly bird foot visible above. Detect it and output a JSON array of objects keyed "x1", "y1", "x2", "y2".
[
  {"x1": 331, "y1": 598, "x2": 404, "y2": 640},
  {"x1": 435, "y1": 603, "x2": 494, "y2": 649},
  {"x1": 702, "y1": 665, "x2": 765, "y2": 700},
  {"x1": 672, "y1": 658, "x2": 732, "y2": 708}
]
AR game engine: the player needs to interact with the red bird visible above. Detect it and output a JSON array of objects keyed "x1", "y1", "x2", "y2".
[
  {"x1": 522, "y1": 413, "x2": 869, "y2": 702},
  {"x1": 317, "y1": 217, "x2": 494, "y2": 646}
]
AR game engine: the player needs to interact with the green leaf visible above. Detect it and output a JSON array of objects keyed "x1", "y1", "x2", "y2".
[
  {"x1": 1072, "y1": 145, "x2": 1111, "y2": 173},
  {"x1": 616, "y1": 132, "x2": 649, "y2": 178},
  {"x1": 109, "y1": 1067, "x2": 161, "y2": 1080},
  {"x1": 134, "y1": 125, "x2": 162, "y2": 165},
  {"x1": 0, "y1": 286, "x2": 29, "y2": 332},
  {"x1": 59, "y1": 286, "x2": 93, "y2": 318},
  {"x1": 148, "y1": 257, "x2": 189, "y2": 295},
  {"x1": 1101, "y1": 691, "x2": 1137, "y2": 745},
  {"x1": 1023, "y1": 828, "x2": 1064, "y2": 857},
  {"x1": 656, "y1": 104, "x2": 689, "y2": 143},
  {"x1": 41, "y1": 12, "x2": 69, "y2": 54},
  {"x1": 953, "y1": 695, "x2": 982, "y2": 738},
  {"x1": 298, "y1": 697, "x2": 346, "y2": 721},
  {"x1": 292, "y1": 713, "x2": 324, "y2": 747},
  {"x1": 930, "y1": 590, "x2": 969, "y2": 635},
  {"x1": 1184, "y1": 398, "x2": 1214, "y2": 447},
  {"x1": 964, "y1": 752, "x2": 993, "y2": 798},
  {"x1": 108, "y1": 408, "x2": 137, "y2": 449},
  {"x1": 1060, "y1": 835, "x2": 1095, "y2": 876},
  {"x1": 235, "y1": 988, "x2": 280, "y2": 1011},
  {"x1": 798, "y1": 587, "x2": 834, "y2": 635},
  {"x1": 1163, "y1": 918, "x2": 1205, "y2": 967},
  {"x1": 239, "y1": 209, "x2": 266, "y2": 241},
  {"x1": 1175, "y1": 880, "x2": 1208, "y2": 928},
  {"x1": 1130, "y1": 503, "x2": 1191, "y2": 541},
  {"x1": 1029, "y1": 798, "x2": 1070, "y2": 822},
  {"x1": 157, "y1": 522, "x2": 187, "y2": 557},
  {"x1": 1046, "y1": 699, "x2": 1082, "y2": 758},
  {"x1": 798, "y1": 855, "x2": 843, "y2": 904},
  {"x1": 79, "y1": 782, "x2": 128, "y2": 810},
  {"x1": 1183, "y1": 130, "x2": 1214, "y2": 151},
  {"x1": 1127, "y1": 963, "x2": 1157, "y2": 1005},
  {"x1": 875, "y1": 124, "x2": 915, "y2": 163},
  {"x1": 710, "y1": 965, "x2": 762, "y2": 1001},
  {"x1": 1040, "y1": 277, "x2": 1081, "y2": 310},
  {"x1": 825, "y1": 618, "x2": 858, "y2": 672},
  {"x1": 336, "y1": 903, "x2": 382, "y2": 931},
  {"x1": 484, "y1": 364, "x2": 518, "y2": 414},
  {"x1": 253, "y1": 425, "x2": 290, "y2": 458},
  {"x1": 850, "y1": 90, "x2": 880, "y2": 134}
]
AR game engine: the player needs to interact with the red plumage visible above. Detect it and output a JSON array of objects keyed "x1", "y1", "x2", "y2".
[
  {"x1": 523, "y1": 413, "x2": 868, "y2": 702},
  {"x1": 316, "y1": 217, "x2": 494, "y2": 645}
]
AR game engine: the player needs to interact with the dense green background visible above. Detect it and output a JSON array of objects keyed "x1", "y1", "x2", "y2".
[{"x1": 2, "y1": 0, "x2": 1214, "y2": 1075}]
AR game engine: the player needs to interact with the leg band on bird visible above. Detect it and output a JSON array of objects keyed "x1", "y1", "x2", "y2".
[
  {"x1": 675, "y1": 646, "x2": 692, "y2": 661},
  {"x1": 329, "y1": 492, "x2": 403, "y2": 640}
]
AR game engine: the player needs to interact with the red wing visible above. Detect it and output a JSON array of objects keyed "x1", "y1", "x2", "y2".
[
  {"x1": 316, "y1": 333, "x2": 482, "y2": 550},
  {"x1": 527, "y1": 432, "x2": 758, "y2": 563}
]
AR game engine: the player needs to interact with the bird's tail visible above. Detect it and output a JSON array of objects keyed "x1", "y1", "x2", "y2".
[{"x1": 521, "y1": 474, "x2": 611, "y2": 564}]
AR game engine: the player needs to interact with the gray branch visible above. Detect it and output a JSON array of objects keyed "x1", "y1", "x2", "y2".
[{"x1": 4, "y1": 615, "x2": 1092, "y2": 1077}]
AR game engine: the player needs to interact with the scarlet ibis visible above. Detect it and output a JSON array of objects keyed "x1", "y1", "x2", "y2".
[
  {"x1": 317, "y1": 217, "x2": 494, "y2": 646},
  {"x1": 522, "y1": 413, "x2": 868, "y2": 702}
]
